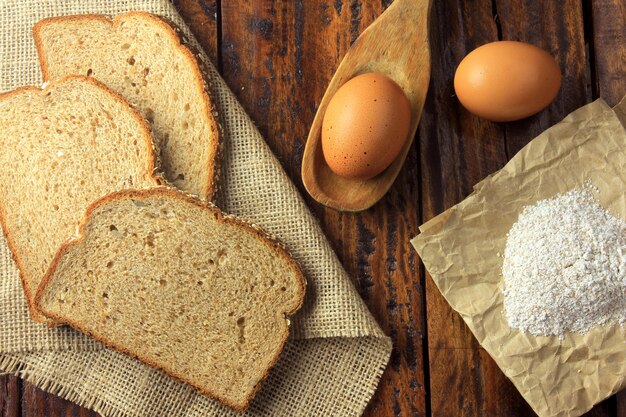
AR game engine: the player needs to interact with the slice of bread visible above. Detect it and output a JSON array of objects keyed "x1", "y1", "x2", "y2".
[
  {"x1": 34, "y1": 12, "x2": 220, "y2": 200},
  {"x1": 35, "y1": 187, "x2": 306, "y2": 410},
  {"x1": 0, "y1": 75, "x2": 160, "y2": 322}
]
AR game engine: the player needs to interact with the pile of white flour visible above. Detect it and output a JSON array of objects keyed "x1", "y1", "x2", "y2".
[{"x1": 502, "y1": 184, "x2": 626, "y2": 337}]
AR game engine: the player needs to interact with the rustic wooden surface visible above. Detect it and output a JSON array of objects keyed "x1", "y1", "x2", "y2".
[
  {"x1": 300, "y1": 0, "x2": 431, "y2": 212},
  {"x1": 1, "y1": 0, "x2": 624, "y2": 416}
]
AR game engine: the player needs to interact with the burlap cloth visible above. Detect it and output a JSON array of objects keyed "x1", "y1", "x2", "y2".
[{"x1": 0, "y1": 1, "x2": 392, "y2": 415}]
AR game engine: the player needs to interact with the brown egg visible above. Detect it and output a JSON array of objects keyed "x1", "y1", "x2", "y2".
[
  {"x1": 321, "y1": 73, "x2": 411, "y2": 179},
  {"x1": 454, "y1": 41, "x2": 561, "y2": 122}
]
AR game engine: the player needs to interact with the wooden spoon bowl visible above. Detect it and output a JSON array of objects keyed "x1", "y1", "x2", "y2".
[{"x1": 302, "y1": 0, "x2": 432, "y2": 212}]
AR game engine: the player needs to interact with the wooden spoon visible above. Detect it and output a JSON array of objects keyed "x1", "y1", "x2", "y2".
[{"x1": 301, "y1": 0, "x2": 432, "y2": 212}]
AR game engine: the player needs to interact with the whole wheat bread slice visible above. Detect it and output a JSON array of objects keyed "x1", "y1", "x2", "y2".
[
  {"x1": 0, "y1": 75, "x2": 160, "y2": 322},
  {"x1": 34, "y1": 12, "x2": 220, "y2": 200},
  {"x1": 35, "y1": 187, "x2": 306, "y2": 410}
]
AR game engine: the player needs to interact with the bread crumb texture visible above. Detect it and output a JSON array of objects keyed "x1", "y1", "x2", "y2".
[
  {"x1": 38, "y1": 188, "x2": 305, "y2": 410},
  {"x1": 0, "y1": 76, "x2": 157, "y2": 320},
  {"x1": 35, "y1": 12, "x2": 218, "y2": 199}
]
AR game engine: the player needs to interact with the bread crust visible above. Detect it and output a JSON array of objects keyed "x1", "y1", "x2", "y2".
[
  {"x1": 34, "y1": 186, "x2": 306, "y2": 411},
  {"x1": 0, "y1": 75, "x2": 161, "y2": 324},
  {"x1": 33, "y1": 12, "x2": 222, "y2": 202}
]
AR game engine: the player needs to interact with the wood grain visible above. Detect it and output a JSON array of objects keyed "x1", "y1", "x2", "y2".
[
  {"x1": 301, "y1": 0, "x2": 431, "y2": 212},
  {"x1": 0, "y1": 375, "x2": 20, "y2": 417},
  {"x1": 418, "y1": 0, "x2": 518, "y2": 414},
  {"x1": 219, "y1": 2, "x2": 427, "y2": 416},
  {"x1": 418, "y1": 0, "x2": 617, "y2": 416},
  {"x1": 494, "y1": 0, "x2": 590, "y2": 157},
  {"x1": 21, "y1": 381, "x2": 96, "y2": 417},
  {"x1": 590, "y1": 1, "x2": 626, "y2": 415},
  {"x1": 1, "y1": 1, "x2": 623, "y2": 417},
  {"x1": 589, "y1": 0, "x2": 626, "y2": 107},
  {"x1": 172, "y1": 0, "x2": 219, "y2": 67}
]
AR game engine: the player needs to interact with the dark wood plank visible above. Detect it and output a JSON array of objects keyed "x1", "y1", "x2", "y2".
[
  {"x1": 6, "y1": 1, "x2": 624, "y2": 417},
  {"x1": 495, "y1": 0, "x2": 590, "y2": 156},
  {"x1": 22, "y1": 382, "x2": 46, "y2": 417},
  {"x1": 419, "y1": 0, "x2": 516, "y2": 415},
  {"x1": 590, "y1": 0, "x2": 625, "y2": 107},
  {"x1": 618, "y1": 394, "x2": 626, "y2": 417},
  {"x1": 172, "y1": 0, "x2": 219, "y2": 67},
  {"x1": 590, "y1": 1, "x2": 626, "y2": 415},
  {"x1": 21, "y1": 381, "x2": 98, "y2": 417},
  {"x1": 0, "y1": 375, "x2": 20, "y2": 417},
  {"x1": 218, "y1": 2, "x2": 427, "y2": 416},
  {"x1": 419, "y1": 0, "x2": 603, "y2": 416}
]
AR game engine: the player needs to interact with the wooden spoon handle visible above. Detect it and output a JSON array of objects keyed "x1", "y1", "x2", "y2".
[
  {"x1": 389, "y1": 0, "x2": 431, "y2": 18},
  {"x1": 301, "y1": 0, "x2": 432, "y2": 212},
  {"x1": 382, "y1": 0, "x2": 431, "y2": 33}
]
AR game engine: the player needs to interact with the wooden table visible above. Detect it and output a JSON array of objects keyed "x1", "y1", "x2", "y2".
[{"x1": 1, "y1": 1, "x2": 624, "y2": 416}]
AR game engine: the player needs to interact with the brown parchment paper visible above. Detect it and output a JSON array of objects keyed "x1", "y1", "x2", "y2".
[
  {"x1": 0, "y1": 0, "x2": 392, "y2": 416},
  {"x1": 412, "y1": 97, "x2": 626, "y2": 417}
]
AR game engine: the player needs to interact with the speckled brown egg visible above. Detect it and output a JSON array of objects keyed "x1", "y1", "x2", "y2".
[
  {"x1": 454, "y1": 41, "x2": 561, "y2": 122},
  {"x1": 321, "y1": 73, "x2": 411, "y2": 179}
]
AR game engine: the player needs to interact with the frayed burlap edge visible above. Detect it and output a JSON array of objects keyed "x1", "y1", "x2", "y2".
[{"x1": 1, "y1": 336, "x2": 392, "y2": 417}]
